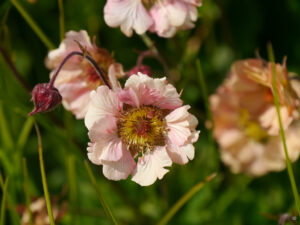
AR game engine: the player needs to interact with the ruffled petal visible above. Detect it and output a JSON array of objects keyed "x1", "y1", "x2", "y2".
[
  {"x1": 166, "y1": 143, "x2": 195, "y2": 164},
  {"x1": 104, "y1": 0, "x2": 153, "y2": 37},
  {"x1": 131, "y1": 147, "x2": 172, "y2": 186},
  {"x1": 166, "y1": 105, "x2": 194, "y2": 146},
  {"x1": 125, "y1": 73, "x2": 182, "y2": 109},
  {"x1": 259, "y1": 106, "x2": 293, "y2": 135},
  {"x1": 102, "y1": 147, "x2": 136, "y2": 180},
  {"x1": 88, "y1": 116, "x2": 123, "y2": 162},
  {"x1": 85, "y1": 86, "x2": 122, "y2": 129}
]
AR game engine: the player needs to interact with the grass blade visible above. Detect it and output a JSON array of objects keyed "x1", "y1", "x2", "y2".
[
  {"x1": 0, "y1": 101, "x2": 13, "y2": 149},
  {"x1": 157, "y1": 173, "x2": 217, "y2": 225},
  {"x1": 34, "y1": 122, "x2": 56, "y2": 225},
  {"x1": 267, "y1": 43, "x2": 300, "y2": 216},
  {"x1": 17, "y1": 117, "x2": 34, "y2": 151},
  {"x1": 0, "y1": 176, "x2": 8, "y2": 225},
  {"x1": 22, "y1": 158, "x2": 33, "y2": 225},
  {"x1": 10, "y1": 0, "x2": 55, "y2": 49},
  {"x1": 84, "y1": 160, "x2": 119, "y2": 225}
]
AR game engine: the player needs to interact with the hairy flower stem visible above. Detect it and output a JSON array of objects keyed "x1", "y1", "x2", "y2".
[
  {"x1": 267, "y1": 44, "x2": 300, "y2": 216},
  {"x1": 49, "y1": 51, "x2": 111, "y2": 89}
]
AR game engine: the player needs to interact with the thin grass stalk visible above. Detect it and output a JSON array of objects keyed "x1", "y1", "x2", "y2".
[
  {"x1": 157, "y1": 173, "x2": 217, "y2": 225},
  {"x1": 0, "y1": 102, "x2": 13, "y2": 149},
  {"x1": 34, "y1": 122, "x2": 56, "y2": 225},
  {"x1": 22, "y1": 158, "x2": 33, "y2": 225},
  {"x1": 10, "y1": 0, "x2": 55, "y2": 49},
  {"x1": 267, "y1": 43, "x2": 300, "y2": 216},
  {"x1": 196, "y1": 59, "x2": 215, "y2": 150},
  {"x1": 84, "y1": 161, "x2": 119, "y2": 225},
  {"x1": 58, "y1": 0, "x2": 65, "y2": 41},
  {"x1": 0, "y1": 177, "x2": 8, "y2": 225}
]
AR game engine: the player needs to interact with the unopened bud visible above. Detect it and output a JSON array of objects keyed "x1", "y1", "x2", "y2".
[
  {"x1": 29, "y1": 83, "x2": 62, "y2": 116},
  {"x1": 128, "y1": 65, "x2": 151, "y2": 77}
]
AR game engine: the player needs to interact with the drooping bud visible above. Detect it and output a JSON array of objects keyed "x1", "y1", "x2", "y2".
[
  {"x1": 128, "y1": 65, "x2": 151, "y2": 77},
  {"x1": 29, "y1": 83, "x2": 62, "y2": 116}
]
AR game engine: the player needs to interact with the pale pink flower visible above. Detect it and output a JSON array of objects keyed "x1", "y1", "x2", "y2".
[
  {"x1": 104, "y1": 0, "x2": 202, "y2": 38},
  {"x1": 46, "y1": 30, "x2": 124, "y2": 119},
  {"x1": 210, "y1": 58, "x2": 300, "y2": 176},
  {"x1": 85, "y1": 73, "x2": 199, "y2": 186}
]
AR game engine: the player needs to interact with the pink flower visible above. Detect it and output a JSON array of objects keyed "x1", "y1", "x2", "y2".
[
  {"x1": 46, "y1": 30, "x2": 124, "y2": 119},
  {"x1": 85, "y1": 73, "x2": 199, "y2": 186},
  {"x1": 210, "y1": 58, "x2": 300, "y2": 176},
  {"x1": 104, "y1": 0, "x2": 202, "y2": 38}
]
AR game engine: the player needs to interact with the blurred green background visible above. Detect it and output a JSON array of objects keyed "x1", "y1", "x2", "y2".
[{"x1": 1, "y1": 0, "x2": 300, "y2": 224}]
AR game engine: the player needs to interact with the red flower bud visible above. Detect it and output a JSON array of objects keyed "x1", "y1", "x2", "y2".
[
  {"x1": 128, "y1": 65, "x2": 151, "y2": 77},
  {"x1": 28, "y1": 83, "x2": 62, "y2": 116}
]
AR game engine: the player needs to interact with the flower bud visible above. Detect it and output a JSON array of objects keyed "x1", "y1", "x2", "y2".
[
  {"x1": 128, "y1": 65, "x2": 151, "y2": 77},
  {"x1": 29, "y1": 83, "x2": 62, "y2": 116}
]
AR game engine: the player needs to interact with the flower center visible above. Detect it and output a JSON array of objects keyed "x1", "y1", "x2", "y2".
[{"x1": 117, "y1": 105, "x2": 168, "y2": 156}]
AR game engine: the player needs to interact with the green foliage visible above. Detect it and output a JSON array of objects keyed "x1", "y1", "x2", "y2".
[{"x1": 1, "y1": 0, "x2": 300, "y2": 224}]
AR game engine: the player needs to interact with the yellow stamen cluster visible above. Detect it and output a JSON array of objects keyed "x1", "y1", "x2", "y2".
[{"x1": 117, "y1": 105, "x2": 168, "y2": 156}]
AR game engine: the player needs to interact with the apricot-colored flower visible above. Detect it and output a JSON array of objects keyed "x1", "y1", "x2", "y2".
[
  {"x1": 85, "y1": 73, "x2": 199, "y2": 186},
  {"x1": 210, "y1": 59, "x2": 300, "y2": 176},
  {"x1": 46, "y1": 30, "x2": 124, "y2": 119},
  {"x1": 104, "y1": 0, "x2": 202, "y2": 38}
]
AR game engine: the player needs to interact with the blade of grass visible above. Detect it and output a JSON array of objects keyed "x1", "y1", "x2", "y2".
[
  {"x1": 34, "y1": 122, "x2": 56, "y2": 225},
  {"x1": 157, "y1": 173, "x2": 217, "y2": 225},
  {"x1": 84, "y1": 160, "x2": 119, "y2": 225},
  {"x1": 267, "y1": 43, "x2": 300, "y2": 216},
  {"x1": 58, "y1": 0, "x2": 65, "y2": 41},
  {"x1": 17, "y1": 117, "x2": 34, "y2": 151},
  {"x1": 10, "y1": 0, "x2": 55, "y2": 49},
  {"x1": 0, "y1": 101, "x2": 13, "y2": 149},
  {"x1": 196, "y1": 59, "x2": 218, "y2": 168},
  {"x1": 22, "y1": 158, "x2": 33, "y2": 225},
  {"x1": 0, "y1": 176, "x2": 8, "y2": 225}
]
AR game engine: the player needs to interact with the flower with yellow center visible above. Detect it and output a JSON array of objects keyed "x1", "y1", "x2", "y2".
[
  {"x1": 210, "y1": 58, "x2": 300, "y2": 176},
  {"x1": 85, "y1": 73, "x2": 199, "y2": 186}
]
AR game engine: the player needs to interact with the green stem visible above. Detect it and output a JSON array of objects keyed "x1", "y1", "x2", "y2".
[
  {"x1": 0, "y1": 177, "x2": 8, "y2": 225},
  {"x1": 10, "y1": 0, "x2": 55, "y2": 49},
  {"x1": 34, "y1": 122, "x2": 56, "y2": 225},
  {"x1": 84, "y1": 161, "x2": 119, "y2": 225},
  {"x1": 22, "y1": 158, "x2": 33, "y2": 225},
  {"x1": 157, "y1": 173, "x2": 217, "y2": 225},
  {"x1": 267, "y1": 43, "x2": 300, "y2": 216},
  {"x1": 196, "y1": 59, "x2": 215, "y2": 145},
  {"x1": 58, "y1": 0, "x2": 65, "y2": 41}
]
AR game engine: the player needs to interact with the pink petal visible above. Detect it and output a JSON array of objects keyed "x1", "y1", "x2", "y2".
[
  {"x1": 166, "y1": 143, "x2": 195, "y2": 164},
  {"x1": 259, "y1": 106, "x2": 293, "y2": 135},
  {"x1": 85, "y1": 86, "x2": 122, "y2": 129},
  {"x1": 104, "y1": 0, "x2": 153, "y2": 37},
  {"x1": 131, "y1": 147, "x2": 172, "y2": 186},
  {"x1": 124, "y1": 73, "x2": 182, "y2": 109},
  {"x1": 102, "y1": 147, "x2": 136, "y2": 180},
  {"x1": 166, "y1": 105, "x2": 193, "y2": 146},
  {"x1": 88, "y1": 116, "x2": 123, "y2": 162}
]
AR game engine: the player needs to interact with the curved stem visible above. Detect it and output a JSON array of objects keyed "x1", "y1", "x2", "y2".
[{"x1": 49, "y1": 51, "x2": 110, "y2": 89}]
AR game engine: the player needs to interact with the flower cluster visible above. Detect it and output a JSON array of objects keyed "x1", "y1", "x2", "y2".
[
  {"x1": 210, "y1": 59, "x2": 300, "y2": 176},
  {"x1": 29, "y1": 29, "x2": 200, "y2": 186},
  {"x1": 104, "y1": 0, "x2": 202, "y2": 37}
]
